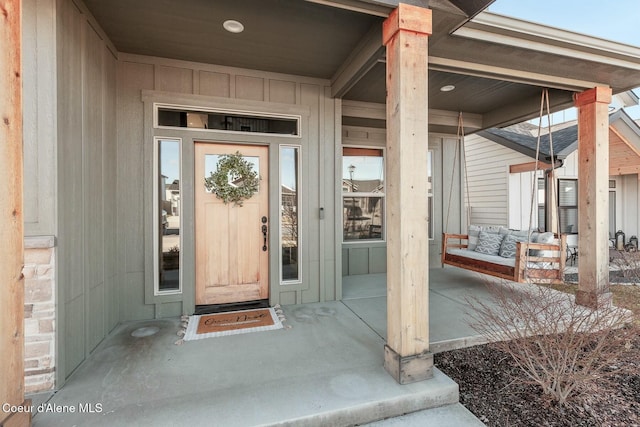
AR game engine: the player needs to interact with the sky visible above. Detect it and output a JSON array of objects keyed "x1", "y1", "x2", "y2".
[{"x1": 488, "y1": 0, "x2": 640, "y2": 119}]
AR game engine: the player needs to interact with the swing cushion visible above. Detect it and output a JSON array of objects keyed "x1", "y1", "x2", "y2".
[
  {"x1": 467, "y1": 225, "x2": 482, "y2": 251},
  {"x1": 475, "y1": 231, "x2": 505, "y2": 256},
  {"x1": 499, "y1": 234, "x2": 529, "y2": 258},
  {"x1": 468, "y1": 225, "x2": 508, "y2": 251},
  {"x1": 447, "y1": 248, "x2": 516, "y2": 267}
]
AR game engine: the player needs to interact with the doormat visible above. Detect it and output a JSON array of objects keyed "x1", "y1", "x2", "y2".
[{"x1": 181, "y1": 307, "x2": 285, "y2": 341}]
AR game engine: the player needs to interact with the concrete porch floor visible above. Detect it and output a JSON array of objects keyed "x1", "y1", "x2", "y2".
[{"x1": 31, "y1": 267, "x2": 495, "y2": 427}]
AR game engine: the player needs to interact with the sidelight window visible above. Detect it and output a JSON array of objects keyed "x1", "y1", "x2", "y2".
[
  {"x1": 280, "y1": 146, "x2": 301, "y2": 283},
  {"x1": 154, "y1": 138, "x2": 181, "y2": 294}
]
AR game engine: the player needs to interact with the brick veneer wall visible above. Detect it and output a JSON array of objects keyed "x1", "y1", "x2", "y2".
[{"x1": 23, "y1": 236, "x2": 56, "y2": 393}]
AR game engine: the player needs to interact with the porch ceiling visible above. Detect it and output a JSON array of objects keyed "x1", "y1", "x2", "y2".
[{"x1": 82, "y1": 0, "x2": 640, "y2": 134}]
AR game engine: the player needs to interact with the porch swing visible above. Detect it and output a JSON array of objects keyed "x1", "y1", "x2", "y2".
[{"x1": 441, "y1": 89, "x2": 567, "y2": 284}]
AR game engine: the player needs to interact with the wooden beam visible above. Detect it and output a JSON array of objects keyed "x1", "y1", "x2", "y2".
[
  {"x1": 483, "y1": 91, "x2": 574, "y2": 130},
  {"x1": 428, "y1": 56, "x2": 603, "y2": 92},
  {"x1": 383, "y1": 4, "x2": 433, "y2": 384},
  {"x1": 574, "y1": 87, "x2": 613, "y2": 309},
  {"x1": 331, "y1": 24, "x2": 385, "y2": 98},
  {"x1": 509, "y1": 161, "x2": 551, "y2": 174},
  {"x1": 610, "y1": 165, "x2": 640, "y2": 176},
  {"x1": 341, "y1": 100, "x2": 483, "y2": 130},
  {"x1": 0, "y1": 0, "x2": 30, "y2": 425}
]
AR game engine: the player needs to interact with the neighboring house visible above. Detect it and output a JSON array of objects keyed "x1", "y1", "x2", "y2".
[
  {"x1": 465, "y1": 106, "x2": 640, "y2": 241},
  {"x1": 8, "y1": 0, "x2": 640, "y2": 403},
  {"x1": 165, "y1": 180, "x2": 180, "y2": 216}
]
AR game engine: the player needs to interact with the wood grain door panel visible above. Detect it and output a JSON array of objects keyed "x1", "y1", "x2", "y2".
[{"x1": 195, "y1": 143, "x2": 269, "y2": 305}]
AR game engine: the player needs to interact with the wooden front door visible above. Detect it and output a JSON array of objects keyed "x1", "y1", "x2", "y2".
[{"x1": 195, "y1": 143, "x2": 269, "y2": 305}]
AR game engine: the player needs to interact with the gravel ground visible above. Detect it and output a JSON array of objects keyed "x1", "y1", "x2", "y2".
[
  {"x1": 435, "y1": 327, "x2": 640, "y2": 426},
  {"x1": 564, "y1": 270, "x2": 640, "y2": 285}
]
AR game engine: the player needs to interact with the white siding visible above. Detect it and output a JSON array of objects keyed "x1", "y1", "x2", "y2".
[
  {"x1": 464, "y1": 134, "x2": 531, "y2": 227},
  {"x1": 621, "y1": 174, "x2": 639, "y2": 237}
]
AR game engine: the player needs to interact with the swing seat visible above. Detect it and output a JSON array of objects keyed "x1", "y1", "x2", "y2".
[{"x1": 442, "y1": 231, "x2": 567, "y2": 284}]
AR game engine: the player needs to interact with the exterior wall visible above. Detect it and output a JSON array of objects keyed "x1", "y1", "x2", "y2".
[
  {"x1": 56, "y1": 0, "x2": 119, "y2": 383},
  {"x1": 465, "y1": 133, "x2": 531, "y2": 227},
  {"x1": 23, "y1": 0, "x2": 57, "y2": 237},
  {"x1": 23, "y1": 237, "x2": 56, "y2": 393},
  {"x1": 341, "y1": 127, "x2": 387, "y2": 276},
  {"x1": 22, "y1": 0, "x2": 58, "y2": 393},
  {"x1": 620, "y1": 174, "x2": 639, "y2": 237},
  {"x1": 340, "y1": 125, "x2": 463, "y2": 274},
  {"x1": 118, "y1": 54, "x2": 338, "y2": 317},
  {"x1": 469, "y1": 134, "x2": 640, "y2": 240}
]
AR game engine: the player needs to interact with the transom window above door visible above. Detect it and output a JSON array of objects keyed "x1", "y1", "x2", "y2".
[{"x1": 156, "y1": 106, "x2": 299, "y2": 136}]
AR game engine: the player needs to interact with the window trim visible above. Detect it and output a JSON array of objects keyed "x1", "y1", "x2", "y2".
[
  {"x1": 341, "y1": 145, "x2": 386, "y2": 243},
  {"x1": 153, "y1": 137, "x2": 183, "y2": 296},
  {"x1": 558, "y1": 178, "x2": 578, "y2": 235},
  {"x1": 279, "y1": 144, "x2": 302, "y2": 285}
]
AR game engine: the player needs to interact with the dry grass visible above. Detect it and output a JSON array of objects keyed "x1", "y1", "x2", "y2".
[{"x1": 544, "y1": 282, "x2": 640, "y2": 326}]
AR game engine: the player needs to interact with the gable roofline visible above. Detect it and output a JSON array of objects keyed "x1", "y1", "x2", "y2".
[{"x1": 479, "y1": 109, "x2": 640, "y2": 162}]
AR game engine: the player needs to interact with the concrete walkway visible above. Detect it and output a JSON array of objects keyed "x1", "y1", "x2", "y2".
[{"x1": 31, "y1": 268, "x2": 490, "y2": 426}]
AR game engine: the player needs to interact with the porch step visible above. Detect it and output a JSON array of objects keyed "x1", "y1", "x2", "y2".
[
  {"x1": 365, "y1": 403, "x2": 485, "y2": 426},
  {"x1": 261, "y1": 368, "x2": 460, "y2": 427}
]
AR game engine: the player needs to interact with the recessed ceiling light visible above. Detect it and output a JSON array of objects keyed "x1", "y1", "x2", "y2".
[
  {"x1": 440, "y1": 85, "x2": 456, "y2": 92},
  {"x1": 223, "y1": 20, "x2": 244, "y2": 34}
]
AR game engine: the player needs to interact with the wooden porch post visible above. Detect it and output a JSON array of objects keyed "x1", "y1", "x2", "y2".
[
  {"x1": 0, "y1": 0, "x2": 30, "y2": 425},
  {"x1": 574, "y1": 87, "x2": 612, "y2": 308},
  {"x1": 382, "y1": 4, "x2": 432, "y2": 384}
]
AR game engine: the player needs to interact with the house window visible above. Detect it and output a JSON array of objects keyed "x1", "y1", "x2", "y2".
[
  {"x1": 537, "y1": 177, "x2": 546, "y2": 231},
  {"x1": 558, "y1": 179, "x2": 578, "y2": 234},
  {"x1": 155, "y1": 138, "x2": 181, "y2": 294},
  {"x1": 280, "y1": 146, "x2": 300, "y2": 283},
  {"x1": 342, "y1": 147, "x2": 384, "y2": 241}
]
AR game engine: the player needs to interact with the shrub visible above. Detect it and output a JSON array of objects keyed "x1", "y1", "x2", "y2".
[
  {"x1": 467, "y1": 281, "x2": 635, "y2": 406},
  {"x1": 611, "y1": 250, "x2": 640, "y2": 282}
]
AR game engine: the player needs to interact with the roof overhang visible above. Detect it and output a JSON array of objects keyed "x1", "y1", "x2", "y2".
[
  {"x1": 81, "y1": 0, "x2": 640, "y2": 134},
  {"x1": 481, "y1": 109, "x2": 640, "y2": 176}
]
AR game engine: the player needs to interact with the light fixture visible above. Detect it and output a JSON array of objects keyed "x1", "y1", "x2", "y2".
[
  {"x1": 223, "y1": 19, "x2": 244, "y2": 34},
  {"x1": 440, "y1": 85, "x2": 456, "y2": 92}
]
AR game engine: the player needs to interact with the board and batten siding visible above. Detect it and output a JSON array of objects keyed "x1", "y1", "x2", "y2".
[
  {"x1": 23, "y1": 0, "x2": 57, "y2": 237},
  {"x1": 21, "y1": 0, "x2": 60, "y2": 393},
  {"x1": 56, "y1": 0, "x2": 119, "y2": 383},
  {"x1": 341, "y1": 127, "x2": 387, "y2": 276},
  {"x1": 118, "y1": 53, "x2": 338, "y2": 316},
  {"x1": 340, "y1": 125, "x2": 464, "y2": 274}
]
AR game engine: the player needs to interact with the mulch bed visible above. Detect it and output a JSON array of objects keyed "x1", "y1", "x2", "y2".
[{"x1": 435, "y1": 332, "x2": 640, "y2": 426}]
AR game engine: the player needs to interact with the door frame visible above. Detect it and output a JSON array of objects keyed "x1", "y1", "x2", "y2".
[{"x1": 142, "y1": 90, "x2": 311, "y2": 315}]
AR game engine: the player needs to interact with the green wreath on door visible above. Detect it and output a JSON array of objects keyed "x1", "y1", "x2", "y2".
[{"x1": 204, "y1": 151, "x2": 260, "y2": 207}]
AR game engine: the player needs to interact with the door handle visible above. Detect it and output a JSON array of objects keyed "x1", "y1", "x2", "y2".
[{"x1": 262, "y1": 224, "x2": 268, "y2": 251}]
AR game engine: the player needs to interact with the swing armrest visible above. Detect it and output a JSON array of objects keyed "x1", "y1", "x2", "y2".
[{"x1": 442, "y1": 233, "x2": 470, "y2": 264}]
